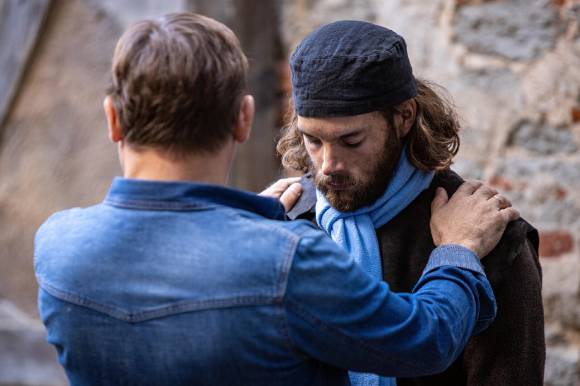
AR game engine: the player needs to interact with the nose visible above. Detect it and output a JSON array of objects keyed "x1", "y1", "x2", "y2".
[{"x1": 321, "y1": 144, "x2": 344, "y2": 175}]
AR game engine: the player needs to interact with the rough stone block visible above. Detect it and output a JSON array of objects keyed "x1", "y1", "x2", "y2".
[
  {"x1": 447, "y1": 68, "x2": 523, "y2": 157},
  {"x1": 544, "y1": 345, "x2": 580, "y2": 386},
  {"x1": 488, "y1": 175, "x2": 514, "y2": 191},
  {"x1": 453, "y1": 0, "x2": 564, "y2": 60},
  {"x1": 571, "y1": 106, "x2": 580, "y2": 122},
  {"x1": 541, "y1": 253, "x2": 579, "y2": 328},
  {"x1": 451, "y1": 156, "x2": 485, "y2": 179},
  {"x1": 281, "y1": 0, "x2": 377, "y2": 51},
  {"x1": 496, "y1": 157, "x2": 580, "y2": 188},
  {"x1": 540, "y1": 230, "x2": 575, "y2": 257},
  {"x1": 508, "y1": 120, "x2": 578, "y2": 155}
]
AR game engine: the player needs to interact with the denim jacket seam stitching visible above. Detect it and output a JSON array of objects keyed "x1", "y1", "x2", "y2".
[
  {"x1": 232, "y1": 214, "x2": 278, "y2": 299},
  {"x1": 39, "y1": 280, "x2": 277, "y2": 322},
  {"x1": 104, "y1": 197, "x2": 212, "y2": 211},
  {"x1": 233, "y1": 215, "x2": 299, "y2": 300},
  {"x1": 276, "y1": 232, "x2": 301, "y2": 300},
  {"x1": 40, "y1": 281, "x2": 130, "y2": 320},
  {"x1": 275, "y1": 236, "x2": 304, "y2": 357}
]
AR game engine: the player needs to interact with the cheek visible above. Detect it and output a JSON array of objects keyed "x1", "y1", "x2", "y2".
[
  {"x1": 352, "y1": 157, "x2": 373, "y2": 177},
  {"x1": 349, "y1": 148, "x2": 381, "y2": 177},
  {"x1": 305, "y1": 147, "x2": 323, "y2": 168}
]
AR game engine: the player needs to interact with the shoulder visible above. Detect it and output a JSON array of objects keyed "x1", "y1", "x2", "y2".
[
  {"x1": 34, "y1": 204, "x2": 106, "y2": 253},
  {"x1": 433, "y1": 169, "x2": 539, "y2": 286},
  {"x1": 35, "y1": 207, "x2": 85, "y2": 244},
  {"x1": 481, "y1": 218, "x2": 540, "y2": 287},
  {"x1": 35, "y1": 204, "x2": 115, "y2": 252},
  {"x1": 433, "y1": 169, "x2": 538, "y2": 245},
  {"x1": 431, "y1": 169, "x2": 464, "y2": 194},
  {"x1": 34, "y1": 206, "x2": 98, "y2": 287}
]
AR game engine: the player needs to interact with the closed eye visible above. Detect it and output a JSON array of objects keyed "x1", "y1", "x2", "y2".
[
  {"x1": 303, "y1": 134, "x2": 321, "y2": 146},
  {"x1": 342, "y1": 140, "x2": 362, "y2": 148}
]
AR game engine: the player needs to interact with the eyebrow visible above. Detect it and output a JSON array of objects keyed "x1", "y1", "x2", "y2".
[{"x1": 298, "y1": 127, "x2": 366, "y2": 141}]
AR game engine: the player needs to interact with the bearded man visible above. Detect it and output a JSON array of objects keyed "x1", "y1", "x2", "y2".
[{"x1": 279, "y1": 20, "x2": 545, "y2": 386}]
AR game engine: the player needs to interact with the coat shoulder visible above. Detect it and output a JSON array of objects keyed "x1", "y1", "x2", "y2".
[{"x1": 433, "y1": 169, "x2": 540, "y2": 286}]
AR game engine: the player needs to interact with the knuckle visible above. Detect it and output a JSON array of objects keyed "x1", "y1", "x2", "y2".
[
  {"x1": 467, "y1": 180, "x2": 480, "y2": 188},
  {"x1": 482, "y1": 186, "x2": 494, "y2": 194}
]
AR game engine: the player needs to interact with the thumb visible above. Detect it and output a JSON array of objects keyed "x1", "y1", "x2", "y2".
[
  {"x1": 279, "y1": 183, "x2": 302, "y2": 212},
  {"x1": 431, "y1": 187, "x2": 449, "y2": 212}
]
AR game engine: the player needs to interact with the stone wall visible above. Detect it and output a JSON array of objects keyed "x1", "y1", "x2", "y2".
[{"x1": 281, "y1": 0, "x2": 580, "y2": 384}]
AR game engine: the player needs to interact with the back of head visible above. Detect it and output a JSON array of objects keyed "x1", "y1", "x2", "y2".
[{"x1": 107, "y1": 13, "x2": 248, "y2": 155}]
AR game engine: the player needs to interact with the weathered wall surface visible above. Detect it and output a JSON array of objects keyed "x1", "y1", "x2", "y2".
[
  {"x1": 0, "y1": 0, "x2": 124, "y2": 383},
  {"x1": 282, "y1": 0, "x2": 580, "y2": 384},
  {"x1": 0, "y1": 0, "x2": 123, "y2": 316}
]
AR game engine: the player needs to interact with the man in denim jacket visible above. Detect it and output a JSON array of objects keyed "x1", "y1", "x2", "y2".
[{"x1": 35, "y1": 13, "x2": 519, "y2": 386}]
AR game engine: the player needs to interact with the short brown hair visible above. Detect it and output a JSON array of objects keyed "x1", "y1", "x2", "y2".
[
  {"x1": 277, "y1": 79, "x2": 461, "y2": 172},
  {"x1": 107, "y1": 13, "x2": 248, "y2": 155}
]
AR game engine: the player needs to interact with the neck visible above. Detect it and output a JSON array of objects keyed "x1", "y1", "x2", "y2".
[{"x1": 119, "y1": 141, "x2": 235, "y2": 185}]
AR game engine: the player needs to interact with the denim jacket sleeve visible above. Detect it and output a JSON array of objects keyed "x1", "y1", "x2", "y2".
[{"x1": 283, "y1": 229, "x2": 496, "y2": 378}]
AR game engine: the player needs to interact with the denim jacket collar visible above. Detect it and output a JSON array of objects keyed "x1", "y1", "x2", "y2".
[{"x1": 104, "y1": 177, "x2": 286, "y2": 220}]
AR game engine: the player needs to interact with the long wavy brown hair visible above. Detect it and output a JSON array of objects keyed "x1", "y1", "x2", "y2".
[{"x1": 277, "y1": 79, "x2": 461, "y2": 173}]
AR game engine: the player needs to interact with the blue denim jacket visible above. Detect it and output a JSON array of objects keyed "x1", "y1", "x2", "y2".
[{"x1": 35, "y1": 178, "x2": 495, "y2": 386}]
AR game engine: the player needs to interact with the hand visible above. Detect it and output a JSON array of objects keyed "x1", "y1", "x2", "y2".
[
  {"x1": 430, "y1": 180, "x2": 520, "y2": 258},
  {"x1": 259, "y1": 177, "x2": 303, "y2": 213}
]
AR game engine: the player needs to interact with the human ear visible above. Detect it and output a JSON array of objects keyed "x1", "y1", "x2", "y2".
[
  {"x1": 394, "y1": 99, "x2": 416, "y2": 138},
  {"x1": 103, "y1": 96, "x2": 123, "y2": 143},
  {"x1": 233, "y1": 95, "x2": 254, "y2": 144}
]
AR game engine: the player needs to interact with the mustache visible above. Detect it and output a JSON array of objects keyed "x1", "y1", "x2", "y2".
[{"x1": 315, "y1": 172, "x2": 355, "y2": 186}]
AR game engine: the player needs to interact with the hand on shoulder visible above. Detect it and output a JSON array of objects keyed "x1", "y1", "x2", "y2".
[{"x1": 430, "y1": 180, "x2": 520, "y2": 258}]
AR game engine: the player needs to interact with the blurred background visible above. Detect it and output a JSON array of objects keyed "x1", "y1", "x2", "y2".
[{"x1": 0, "y1": 0, "x2": 579, "y2": 385}]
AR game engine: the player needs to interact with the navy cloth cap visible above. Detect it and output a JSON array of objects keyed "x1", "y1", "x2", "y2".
[{"x1": 290, "y1": 20, "x2": 417, "y2": 117}]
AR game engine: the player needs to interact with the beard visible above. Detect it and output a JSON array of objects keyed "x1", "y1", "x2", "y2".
[{"x1": 313, "y1": 134, "x2": 402, "y2": 212}]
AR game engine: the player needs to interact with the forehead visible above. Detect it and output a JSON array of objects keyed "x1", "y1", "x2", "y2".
[{"x1": 296, "y1": 111, "x2": 387, "y2": 138}]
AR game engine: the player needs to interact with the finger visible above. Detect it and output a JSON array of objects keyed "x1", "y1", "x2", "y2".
[
  {"x1": 278, "y1": 176, "x2": 302, "y2": 185},
  {"x1": 456, "y1": 180, "x2": 483, "y2": 196},
  {"x1": 260, "y1": 177, "x2": 301, "y2": 196},
  {"x1": 474, "y1": 184, "x2": 498, "y2": 200},
  {"x1": 499, "y1": 207, "x2": 520, "y2": 223},
  {"x1": 279, "y1": 183, "x2": 303, "y2": 212},
  {"x1": 431, "y1": 187, "x2": 449, "y2": 212},
  {"x1": 270, "y1": 177, "x2": 301, "y2": 192},
  {"x1": 490, "y1": 194, "x2": 512, "y2": 209}
]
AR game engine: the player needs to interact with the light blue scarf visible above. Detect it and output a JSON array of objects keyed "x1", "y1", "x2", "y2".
[{"x1": 315, "y1": 147, "x2": 434, "y2": 386}]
